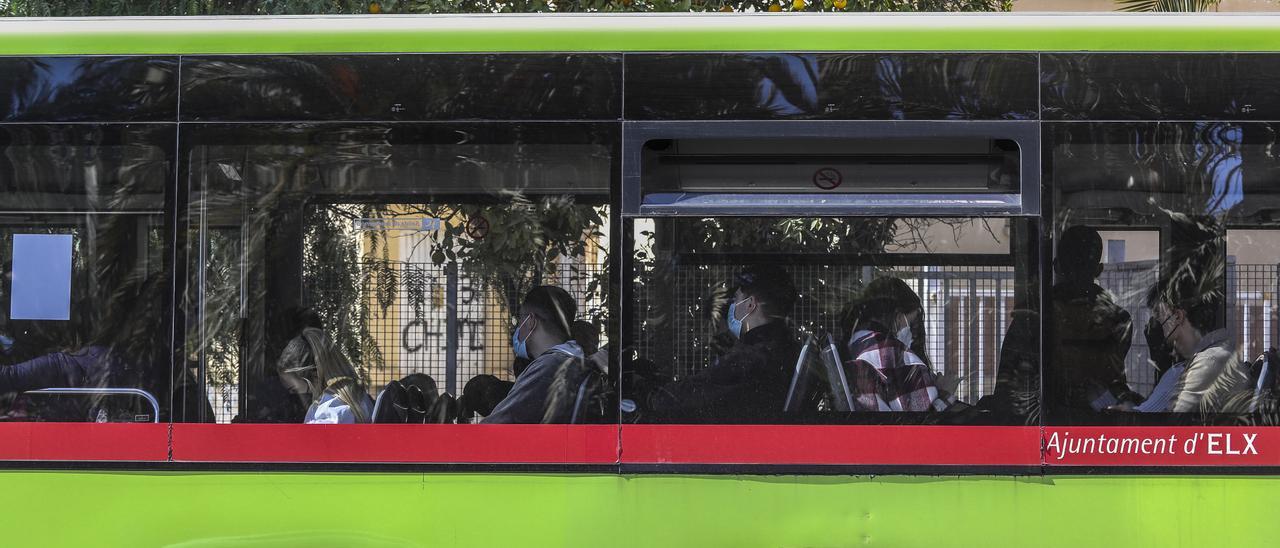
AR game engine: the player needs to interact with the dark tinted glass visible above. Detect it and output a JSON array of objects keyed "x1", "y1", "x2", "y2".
[
  {"x1": 641, "y1": 136, "x2": 1020, "y2": 195},
  {"x1": 181, "y1": 54, "x2": 621, "y2": 121},
  {"x1": 1042, "y1": 54, "x2": 1280, "y2": 120},
  {"x1": 0, "y1": 124, "x2": 174, "y2": 423},
  {"x1": 625, "y1": 53, "x2": 1038, "y2": 120},
  {"x1": 623, "y1": 216, "x2": 1040, "y2": 425},
  {"x1": 1047, "y1": 122, "x2": 1280, "y2": 425},
  {"x1": 0, "y1": 57, "x2": 177, "y2": 122},
  {"x1": 183, "y1": 123, "x2": 616, "y2": 425}
]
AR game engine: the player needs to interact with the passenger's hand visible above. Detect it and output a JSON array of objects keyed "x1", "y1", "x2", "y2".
[
  {"x1": 1106, "y1": 401, "x2": 1136, "y2": 412},
  {"x1": 935, "y1": 372, "x2": 961, "y2": 398}
]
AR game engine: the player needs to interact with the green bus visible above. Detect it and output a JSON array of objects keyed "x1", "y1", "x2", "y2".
[{"x1": 1, "y1": 13, "x2": 1279, "y2": 547}]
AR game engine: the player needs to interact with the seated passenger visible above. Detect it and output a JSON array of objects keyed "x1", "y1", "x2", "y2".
[
  {"x1": 0, "y1": 276, "x2": 163, "y2": 420},
  {"x1": 1049, "y1": 226, "x2": 1143, "y2": 411},
  {"x1": 276, "y1": 327, "x2": 374, "y2": 424},
  {"x1": 841, "y1": 277, "x2": 954, "y2": 412},
  {"x1": 642, "y1": 265, "x2": 801, "y2": 422},
  {"x1": 1121, "y1": 281, "x2": 1248, "y2": 413},
  {"x1": 484, "y1": 285, "x2": 588, "y2": 424}
]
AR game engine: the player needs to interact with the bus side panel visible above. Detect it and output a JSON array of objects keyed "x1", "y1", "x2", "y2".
[{"x1": 0, "y1": 472, "x2": 1275, "y2": 546}]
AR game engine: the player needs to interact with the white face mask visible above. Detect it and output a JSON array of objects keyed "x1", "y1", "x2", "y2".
[{"x1": 895, "y1": 325, "x2": 913, "y2": 349}]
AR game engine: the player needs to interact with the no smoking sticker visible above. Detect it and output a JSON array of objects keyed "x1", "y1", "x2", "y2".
[
  {"x1": 466, "y1": 215, "x2": 490, "y2": 240},
  {"x1": 812, "y1": 167, "x2": 843, "y2": 190}
]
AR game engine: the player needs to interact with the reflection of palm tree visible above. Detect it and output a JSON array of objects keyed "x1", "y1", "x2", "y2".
[{"x1": 1115, "y1": 0, "x2": 1220, "y2": 11}]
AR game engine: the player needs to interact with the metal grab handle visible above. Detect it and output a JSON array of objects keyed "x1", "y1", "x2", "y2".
[{"x1": 24, "y1": 388, "x2": 160, "y2": 423}]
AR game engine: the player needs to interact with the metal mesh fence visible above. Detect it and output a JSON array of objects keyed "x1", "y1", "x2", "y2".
[
  {"x1": 304, "y1": 257, "x2": 606, "y2": 412},
  {"x1": 1229, "y1": 263, "x2": 1278, "y2": 366},
  {"x1": 633, "y1": 263, "x2": 1017, "y2": 402},
  {"x1": 1098, "y1": 261, "x2": 1160, "y2": 397}
]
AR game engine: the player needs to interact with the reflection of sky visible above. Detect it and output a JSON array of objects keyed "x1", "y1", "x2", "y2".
[
  {"x1": 750, "y1": 54, "x2": 818, "y2": 116},
  {"x1": 875, "y1": 57, "x2": 907, "y2": 120},
  {"x1": 1199, "y1": 123, "x2": 1244, "y2": 216},
  {"x1": 8, "y1": 59, "x2": 83, "y2": 115}
]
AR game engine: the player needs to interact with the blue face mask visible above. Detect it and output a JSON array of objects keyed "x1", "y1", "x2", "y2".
[
  {"x1": 511, "y1": 316, "x2": 533, "y2": 360},
  {"x1": 727, "y1": 297, "x2": 752, "y2": 339}
]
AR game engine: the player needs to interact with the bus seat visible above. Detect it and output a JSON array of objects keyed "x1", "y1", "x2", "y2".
[
  {"x1": 372, "y1": 381, "x2": 408, "y2": 423},
  {"x1": 428, "y1": 392, "x2": 457, "y2": 424},
  {"x1": 23, "y1": 387, "x2": 161, "y2": 423},
  {"x1": 820, "y1": 333, "x2": 855, "y2": 412},
  {"x1": 783, "y1": 333, "x2": 817, "y2": 415},
  {"x1": 569, "y1": 373, "x2": 604, "y2": 425},
  {"x1": 1249, "y1": 348, "x2": 1278, "y2": 413}
]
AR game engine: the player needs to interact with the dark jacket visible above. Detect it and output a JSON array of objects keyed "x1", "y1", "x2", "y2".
[
  {"x1": 1050, "y1": 281, "x2": 1136, "y2": 409},
  {"x1": 646, "y1": 321, "x2": 800, "y2": 423},
  {"x1": 483, "y1": 341, "x2": 587, "y2": 424},
  {"x1": 0, "y1": 346, "x2": 121, "y2": 395}
]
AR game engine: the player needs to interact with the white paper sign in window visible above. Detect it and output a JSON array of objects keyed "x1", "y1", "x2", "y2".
[{"x1": 10, "y1": 234, "x2": 73, "y2": 321}]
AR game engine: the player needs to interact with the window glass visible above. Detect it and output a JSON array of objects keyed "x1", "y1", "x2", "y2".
[
  {"x1": 1048, "y1": 122, "x2": 1280, "y2": 424},
  {"x1": 623, "y1": 216, "x2": 1039, "y2": 424},
  {"x1": 184, "y1": 123, "x2": 616, "y2": 425},
  {"x1": 641, "y1": 137, "x2": 1020, "y2": 195},
  {"x1": 624, "y1": 53, "x2": 1038, "y2": 120},
  {"x1": 0, "y1": 125, "x2": 173, "y2": 423}
]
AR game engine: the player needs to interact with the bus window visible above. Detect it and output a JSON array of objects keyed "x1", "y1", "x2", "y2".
[
  {"x1": 183, "y1": 122, "x2": 617, "y2": 425},
  {"x1": 1048, "y1": 122, "x2": 1280, "y2": 425},
  {"x1": 0, "y1": 56, "x2": 177, "y2": 123},
  {"x1": 623, "y1": 216, "x2": 1040, "y2": 425},
  {"x1": 180, "y1": 54, "x2": 619, "y2": 122},
  {"x1": 625, "y1": 53, "x2": 1038, "y2": 121},
  {"x1": 0, "y1": 124, "x2": 174, "y2": 424}
]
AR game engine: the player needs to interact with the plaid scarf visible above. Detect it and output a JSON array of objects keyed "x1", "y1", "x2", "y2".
[{"x1": 846, "y1": 330, "x2": 950, "y2": 412}]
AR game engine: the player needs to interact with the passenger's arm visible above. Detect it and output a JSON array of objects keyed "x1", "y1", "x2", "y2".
[
  {"x1": 0, "y1": 352, "x2": 75, "y2": 395},
  {"x1": 483, "y1": 356, "x2": 565, "y2": 424},
  {"x1": 1169, "y1": 350, "x2": 1229, "y2": 413},
  {"x1": 645, "y1": 361, "x2": 744, "y2": 415}
]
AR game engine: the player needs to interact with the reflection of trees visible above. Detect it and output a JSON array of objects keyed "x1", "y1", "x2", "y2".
[
  {"x1": 4, "y1": 0, "x2": 1010, "y2": 17},
  {"x1": 298, "y1": 199, "x2": 609, "y2": 376},
  {"x1": 0, "y1": 58, "x2": 175, "y2": 122},
  {"x1": 0, "y1": 125, "x2": 170, "y2": 418},
  {"x1": 631, "y1": 217, "x2": 987, "y2": 372},
  {"x1": 389, "y1": 196, "x2": 609, "y2": 323}
]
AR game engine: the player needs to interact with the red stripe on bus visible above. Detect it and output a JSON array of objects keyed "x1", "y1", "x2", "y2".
[
  {"x1": 4, "y1": 423, "x2": 1277, "y2": 467},
  {"x1": 170, "y1": 423, "x2": 620, "y2": 464},
  {"x1": 1043, "y1": 427, "x2": 1280, "y2": 467},
  {"x1": 0, "y1": 423, "x2": 168, "y2": 461},
  {"x1": 620, "y1": 425, "x2": 1042, "y2": 466}
]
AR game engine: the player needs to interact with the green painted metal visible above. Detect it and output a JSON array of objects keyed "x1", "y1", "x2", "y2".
[
  {"x1": 1, "y1": 14, "x2": 1277, "y2": 547},
  {"x1": 1, "y1": 15, "x2": 1280, "y2": 55},
  {"x1": 0, "y1": 471, "x2": 1275, "y2": 546}
]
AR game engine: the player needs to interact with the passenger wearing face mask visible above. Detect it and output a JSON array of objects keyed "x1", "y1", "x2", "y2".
[
  {"x1": 643, "y1": 265, "x2": 801, "y2": 423},
  {"x1": 483, "y1": 285, "x2": 587, "y2": 424},
  {"x1": 841, "y1": 277, "x2": 955, "y2": 412},
  {"x1": 276, "y1": 327, "x2": 374, "y2": 424},
  {"x1": 1115, "y1": 280, "x2": 1249, "y2": 414}
]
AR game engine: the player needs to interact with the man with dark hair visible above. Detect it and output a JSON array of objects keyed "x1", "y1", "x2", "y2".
[
  {"x1": 642, "y1": 264, "x2": 802, "y2": 422},
  {"x1": 484, "y1": 285, "x2": 589, "y2": 424},
  {"x1": 1107, "y1": 214, "x2": 1250, "y2": 414},
  {"x1": 1049, "y1": 225, "x2": 1143, "y2": 411},
  {"x1": 1126, "y1": 263, "x2": 1247, "y2": 413}
]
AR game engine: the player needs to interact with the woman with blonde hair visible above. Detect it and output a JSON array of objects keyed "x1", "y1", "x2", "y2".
[{"x1": 276, "y1": 327, "x2": 374, "y2": 424}]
